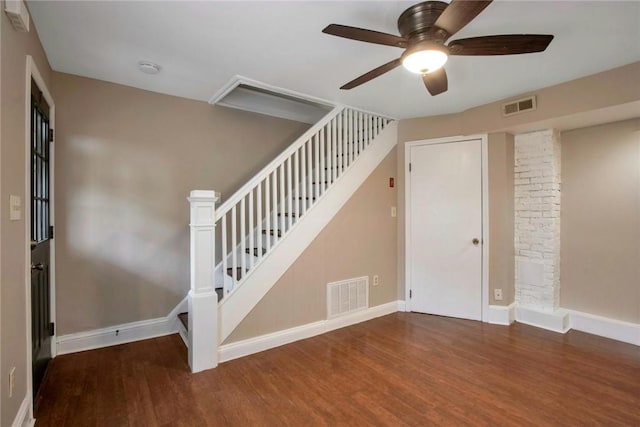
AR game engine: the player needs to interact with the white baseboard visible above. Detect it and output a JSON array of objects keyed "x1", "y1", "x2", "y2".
[
  {"x1": 219, "y1": 300, "x2": 400, "y2": 363},
  {"x1": 487, "y1": 303, "x2": 516, "y2": 325},
  {"x1": 57, "y1": 297, "x2": 187, "y2": 355},
  {"x1": 568, "y1": 310, "x2": 640, "y2": 346},
  {"x1": 12, "y1": 393, "x2": 34, "y2": 427},
  {"x1": 515, "y1": 305, "x2": 570, "y2": 333},
  {"x1": 54, "y1": 297, "x2": 639, "y2": 363}
]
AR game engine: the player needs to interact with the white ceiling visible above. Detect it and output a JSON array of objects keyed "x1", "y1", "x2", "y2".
[{"x1": 28, "y1": 1, "x2": 640, "y2": 119}]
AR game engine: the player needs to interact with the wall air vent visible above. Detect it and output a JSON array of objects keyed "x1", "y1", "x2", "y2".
[
  {"x1": 210, "y1": 76, "x2": 334, "y2": 124},
  {"x1": 5, "y1": 0, "x2": 30, "y2": 32},
  {"x1": 327, "y1": 276, "x2": 369, "y2": 319},
  {"x1": 502, "y1": 96, "x2": 537, "y2": 117}
]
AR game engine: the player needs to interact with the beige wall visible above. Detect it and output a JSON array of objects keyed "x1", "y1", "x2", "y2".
[
  {"x1": 52, "y1": 72, "x2": 309, "y2": 335},
  {"x1": 397, "y1": 62, "x2": 640, "y2": 309},
  {"x1": 560, "y1": 119, "x2": 640, "y2": 323},
  {"x1": 226, "y1": 148, "x2": 398, "y2": 343},
  {"x1": 1, "y1": 3, "x2": 52, "y2": 424},
  {"x1": 488, "y1": 133, "x2": 515, "y2": 305},
  {"x1": 0, "y1": 8, "x2": 3, "y2": 422}
]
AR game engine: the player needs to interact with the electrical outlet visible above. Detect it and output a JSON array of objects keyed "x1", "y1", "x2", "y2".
[
  {"x1": 373, "y1": 275, "x2": 380, "y2": 286},
  {"x1": 494, "y1": 288, "x2": 503, "y2": 301},
  {"x1": 391, "y1": 206, "x2": 397, "y2": 218},
  {"x1": 9, "y1": 367, "x2": 15, "y2": 398}
]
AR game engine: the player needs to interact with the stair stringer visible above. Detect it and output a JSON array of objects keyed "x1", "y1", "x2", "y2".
[{"x1": 218, "y1": 121, "x2": 398, "y2": 342}]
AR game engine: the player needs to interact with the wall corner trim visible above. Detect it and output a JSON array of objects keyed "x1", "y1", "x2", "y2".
[
  {"x1": 56, "y1": 297, "x2": 187, "y2": 355},
  {"x1": 219, "y1": 300, "x2": 401, "y2": 363},
  {"x1": 487, "y1": 303, "x2": 516, "y2": 325},
  {"x1": 12, "y1": 393, "x2": 34, "y2": 427}
]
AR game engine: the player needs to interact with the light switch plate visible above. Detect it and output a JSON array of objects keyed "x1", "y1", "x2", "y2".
[
  {"x1": 391, "y1": 206, "x2": 397, "y2": 218},
  {"x1": 9, "y1": 195, "x2": 21, "y2": 221}
]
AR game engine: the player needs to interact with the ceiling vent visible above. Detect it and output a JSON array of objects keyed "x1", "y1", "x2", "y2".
[
  {"x1": 502, "y1": 96, "x2": 537, "y2": 117},
  {"x1": 210, "y1": 76, "x2": 334, "y2": 124}
]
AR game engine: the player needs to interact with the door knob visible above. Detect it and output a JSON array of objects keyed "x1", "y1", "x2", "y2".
[
  {"x1": 31, "y1": 263, "x2": 44, "y2": 271},
  {"x1": 472, "y1": 238, "x2": 480, "y2": 246}
]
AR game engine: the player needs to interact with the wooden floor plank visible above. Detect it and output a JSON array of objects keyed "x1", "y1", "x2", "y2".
[{"x1": 35, "y1": 313, "x2": 640, "y2": 426}]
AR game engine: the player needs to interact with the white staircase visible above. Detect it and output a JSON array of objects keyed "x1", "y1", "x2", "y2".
[{"x1": 185, "y1": 106, "x2": 396, "y2": 372}]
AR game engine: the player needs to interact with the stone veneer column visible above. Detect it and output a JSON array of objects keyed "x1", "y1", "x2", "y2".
[{"x1": 514, "y1": 130, "x2": 561, "y2": 311}]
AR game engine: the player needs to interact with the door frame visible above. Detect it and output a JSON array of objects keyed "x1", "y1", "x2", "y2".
[
  {"x1": 24, "y1": 55, "x2": 56, "y2": 413},
  {"x1": 404, "y1": 135, "x2": 489, "y2": 322}
]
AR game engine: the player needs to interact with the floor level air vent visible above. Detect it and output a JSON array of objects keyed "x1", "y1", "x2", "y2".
[
  {"x1": 502, "y1": 96, "x2": 537, "y2": 117},
  {"x1": 327, "y1": 276, "x2": 369, "y2": 319}
]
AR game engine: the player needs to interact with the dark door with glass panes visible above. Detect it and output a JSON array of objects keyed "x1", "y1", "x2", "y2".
[{"x1": 31, "y1": 79, "x2": 53, "y2": 399}]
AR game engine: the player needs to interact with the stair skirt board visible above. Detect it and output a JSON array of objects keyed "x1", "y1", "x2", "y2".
[
  {"x1": 219, "y1": 122, "x2": 398, "y2": 341},
  {"x1": 56, "y1": 297, "x2": 187, "y2": 355},
  {"x1": 219, "y1": 301, "x2": 403, "y2": 363}
]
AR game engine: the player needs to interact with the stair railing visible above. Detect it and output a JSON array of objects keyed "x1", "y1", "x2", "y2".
[{"x1": 212, "y1": 106, "x2": 391, "y2": 298}]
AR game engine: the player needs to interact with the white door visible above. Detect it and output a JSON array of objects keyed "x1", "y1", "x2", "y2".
[{"x1": 408, "y1": 139, "x2": 483, "y2": 320}]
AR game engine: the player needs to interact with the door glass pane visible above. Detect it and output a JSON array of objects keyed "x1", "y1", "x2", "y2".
[{"x1": 31, "y1": 101, "x2": 50, "y2": 243}]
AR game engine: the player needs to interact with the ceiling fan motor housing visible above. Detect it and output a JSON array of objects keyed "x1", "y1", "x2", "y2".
[{"x1": 398, "y1": 1, "x2": 448, "y2": 42}]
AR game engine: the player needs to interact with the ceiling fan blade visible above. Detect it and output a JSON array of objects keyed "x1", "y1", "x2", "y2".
[
  {"x1": 323, "y1": 24, "x2": 407, "y2": 48},
  {"x1": 433, "y1": 0, "x2": 492, "y2": 39},
  {"x1": 422, "y1": 68, "x2": 448, "y2": 96},
  {"x1": 341, "y1": 58, "x2": 402, "y2": 90},
  {"x1": 448, "y1": 34, "x2": 554, "y2": 55}
]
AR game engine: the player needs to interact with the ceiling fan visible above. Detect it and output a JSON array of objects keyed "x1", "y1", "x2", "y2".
[{"x1": 322, "y1": 0, "x2": 554, "y2": 96}]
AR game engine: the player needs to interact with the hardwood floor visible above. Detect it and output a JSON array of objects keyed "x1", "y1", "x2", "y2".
[{"x1": 36, "y1": 313, "x2": 639, "y2": 426}]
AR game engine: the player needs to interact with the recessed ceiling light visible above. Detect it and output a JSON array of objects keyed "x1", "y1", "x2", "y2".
[{"x1": 138, "y1": 61, "x2": 161, "y2": 75}]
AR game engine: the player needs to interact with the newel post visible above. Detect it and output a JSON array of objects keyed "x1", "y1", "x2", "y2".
[{"x1": 188, "y1": 190, "x2": 220, "y2": 372}]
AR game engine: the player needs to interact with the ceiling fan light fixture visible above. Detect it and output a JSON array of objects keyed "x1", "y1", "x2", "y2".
[{"x1": 401, "y1": 44, "x2": 449, "y2": 74}]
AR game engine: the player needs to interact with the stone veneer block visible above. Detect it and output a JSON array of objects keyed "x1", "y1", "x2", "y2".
[{"x1": 514, "y1": 130, "x2": 561, "y2": 311}]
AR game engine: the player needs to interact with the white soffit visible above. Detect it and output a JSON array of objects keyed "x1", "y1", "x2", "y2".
[{"x1": 211, "y1": 76, "x2": 334, "y2": 124}]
